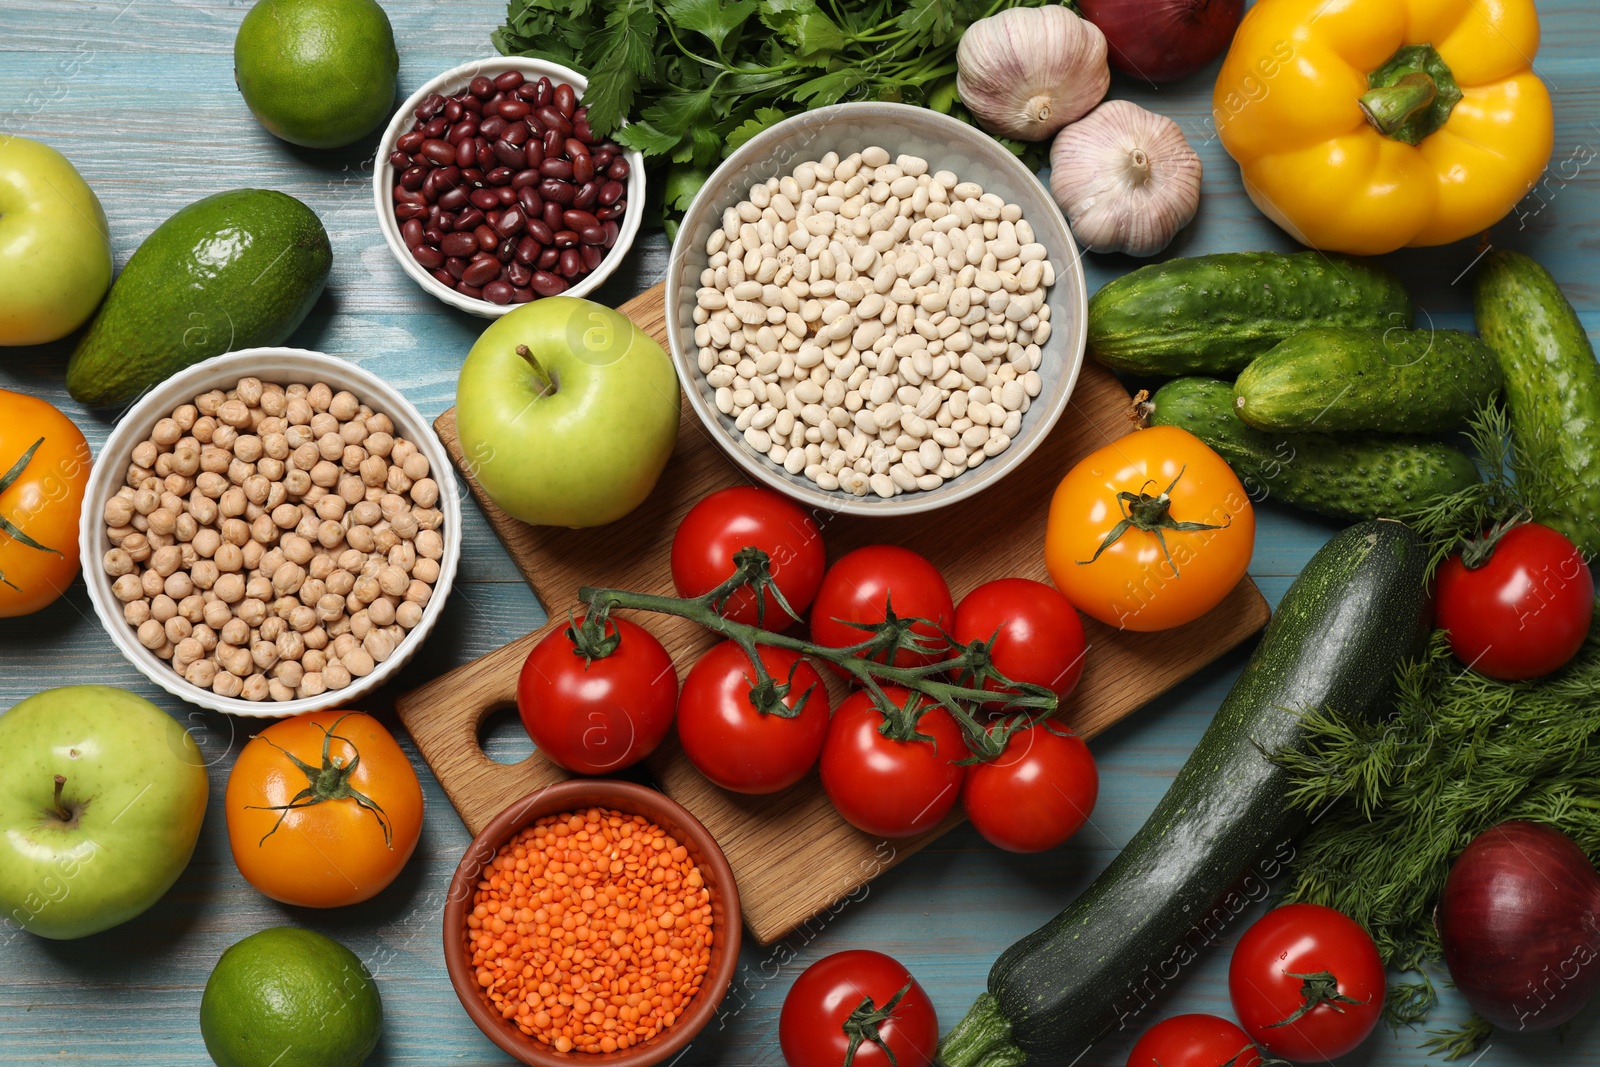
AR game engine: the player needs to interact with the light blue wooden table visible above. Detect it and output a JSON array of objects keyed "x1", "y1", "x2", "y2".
[{"x1": 2, "y1": 1, "x2": 1596, "y2": 1063}]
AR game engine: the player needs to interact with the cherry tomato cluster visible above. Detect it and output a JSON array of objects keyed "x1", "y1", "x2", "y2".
[
  {"x1": 1127, "y1": 903, "x2": 1385, "y2": 1066},
  {"x1": 514, "y1": 485, "x2": 1100, "y2": 850}
]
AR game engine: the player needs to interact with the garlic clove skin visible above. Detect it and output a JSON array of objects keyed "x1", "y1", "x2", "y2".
[
  {"x1": 1049, "y1": 99, "x2": 1203, "y2": 257},
  {"x1": 956, "y1": 6, "x2": 1110, "y2": 142}
]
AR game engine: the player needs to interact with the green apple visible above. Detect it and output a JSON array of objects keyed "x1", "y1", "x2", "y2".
[
  {"x1": 0, "y1": 686, "x2": 209, "y2": 939},
  {"x1": 0, "y1": 136, "x2": 113, "y2": 346},
  {"x1": 456, "y1": 296, "x2": 681, "y2": 528}
]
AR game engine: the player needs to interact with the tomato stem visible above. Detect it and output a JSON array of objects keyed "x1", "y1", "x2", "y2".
[
  {"x1": 577, "y1": 548, "x2": 1061, "y2": 760},
  {"x1": 1077, "y1": 465, "x2": 1230, "y2": 577},
  {"x1": 841, "y1": 979, "x2": 913, "y2": 1067},
  {"x1": 1264, "y1": 970, "x2": 1368, "y2": 1029},
  {"x1": 245, "y1": 713, "x2": 394, "y2": 848},
  {"x1": 0, "y1": 436, "x2": 64, "y2": 560},
  {"x1": 1458, "y1": 509, "x2": 1532, "y2": 571}
]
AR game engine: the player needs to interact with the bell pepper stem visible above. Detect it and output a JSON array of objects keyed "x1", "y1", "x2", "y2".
[{"x1": 1359, "y1": 72, "x2": 1439, "y2": 139}]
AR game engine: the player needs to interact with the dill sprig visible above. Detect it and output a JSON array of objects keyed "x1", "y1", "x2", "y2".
[{"x1": 1276, "y1": 626, "x2": 1600, "y2": 1056}]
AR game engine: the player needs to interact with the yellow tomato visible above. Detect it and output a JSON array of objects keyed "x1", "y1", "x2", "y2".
[
  {"x1": 226, "y1": 711, "x2": 423, "y2": 908},
  {"x1": 0, "y1": 389, "x2": 89, "y2": 616},
  {"x1": 1045, "y1": 426, "x2": 1255, "y2": 632}
]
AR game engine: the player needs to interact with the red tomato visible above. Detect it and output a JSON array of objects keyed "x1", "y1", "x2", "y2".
[
  {"x1": 671, "y1": 486, "x2": 826, "y2": 627},
  {"x1": 820, "y1": 688, "x2": 966, "y2": 838},
  {"x1": 1127, "y1": 1014, "x2": 1262, "y2": 1067},
  {"x1": 810, "y1": 546, "x2": 954, "y2": 670},
  {"x1": 962, "y1": 723, "x2": 1098, "y2": 853},
  {"x1": 677, "y1": 641, "x2": 831, "y2": 794},
  {"x1": 952, "y1": 578, "x2": 1087, "y2": 706},
  {"x1": 1228, "y1": 903, "x2": 1385, "y2": 1061},
  {"x1": 516, "y1": 616, "x2": 678, "y2": 774},
  {"x1": 780, "y1": 950, "x2": 938, "y2": 1067},
  {"x1": 1435, "y1": 522, "x2": 1594, "y2": 681}
]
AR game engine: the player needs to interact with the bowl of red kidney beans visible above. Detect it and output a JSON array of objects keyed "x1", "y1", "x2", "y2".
[{"x1": 373, "y1": 58, "x2": 646, "y2": 316}]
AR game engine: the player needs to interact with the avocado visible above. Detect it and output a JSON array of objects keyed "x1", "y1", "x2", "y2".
[{"x1": 66, "y1": 189, "x2": 332, "y2": 407}]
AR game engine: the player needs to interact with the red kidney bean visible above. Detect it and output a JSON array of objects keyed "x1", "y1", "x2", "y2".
[
  {"x1": 592, "y1": 146, "x2": 613, "y2": 167},
  {"x1": 579, "y1": 224, "x2": 607, "y2": 246},
  {"x1": 533, "y1": 77, "x2": 553, "y2": 107},
  {"x1": 452, "y1": 138, "x2": 474, "y2": 169},
  {"x1": 485, "y1": 91, "x2": 504, "y2": 110},
  {"x1": 470, "y1": 188, "x2": 501, "y2": 210},
  {"x1": 423, "y1": 116, "x2": 450, "y2": 139},
  {"x1": 446, "y1": 122, "x2": 475, "y2": 146},
  {"x1": 602, "y1": 220, "x2": 620, "y2": 247},
  {"x1": 437, "y1": 213, "x2": 458, "y2": 233},
  {"x1": 523, "y1": 140, "x2": 545, "y2": 169},
  {"x1": 506, "y1": 260, "x2": 533, "y2": 287},
  {"x1": 541, "y1": 201, "x2": 564, "y2": 231},
  {"x1": 553, "y1": 83, "x2": 577, "y2": 118},
  {"x1": 515, "y1": 83, "x2": 539, "y2": 102},
  {"x1": 444, "y1": 98, "x2": 464, "y2": 123},
  {"x1": 389, "y1": 150, "x2": 411, "y2": 169},
  {"x1": 539, "y1": 158, "x2": 574, "y2": 181},
  {"x1": 497, "y1": 100, "x2": 530, "y2": 120},
  {"x1": 474, "y1": 224, "x2": 500, "y2": 251},
  {"x1": 536, "y1": 247, "x2": 560, "y2": 271},
  {"x1": 572, "y1": 181, "x2": 599, "y2": 210},
  {"x1": 394, "y1": 184, "x2": 426, "y2": 206},
  {"x1": 535, "y1": 107, "x2": 572, "y2": 135},
  {"x1": 483, "y1": 280, "x2": 515, "y2": 305},
  {"x1": 462, "y1": 95, "x2": 483, "y2": 114},
  {"x1": 463, "y1": 255, "x2": 502, "y2": 287},
  {"x1": 497, "y1": 242, "x2": 517, "y2": 264},
  {"x1": 558, "y1": 248, "x2": 583, "y2": 278},
  {"x1": 437, "y1": 187, "x2": 469, "y2": 212},
  {"x1": 420, "y1": 139, "x2": 455, "y2": 165},
  {"x1": 539, "y1": 179, "x2": 575, "y2": 206},
  {"x1": 595, "y1": 203, "x2": 622, "y2": 221},
  {"x1": 607, "y1": 158, "x2": 630, "y2": 180},
  {"x1": 395, "y1": 202, "x2": 427, "y2": 220},
  {"x1": 494, "y1": 70, "x2": 525, "y2": 91},
  {"x1": 494, "y1": 206, "x2": 526, "y2": 238},
  {"x1": 445, "y1": 256, "x2": 468, "y2": 280},
  {"x1": 457, "y1": 282, "x2": 484, "y2": 299},
  {"x1": 512, "y1": 168, "x2": 540, "y2": 190},
  {"x1": 401, "y1": 218, "x2": 424, "y2": 246},
  {"x1": 470, "y1": 76, "x2": 495, "y2": 98},
  {"x1": 440, "y1": 232, "x2": 478, "y2": 258},
  {"x1": 531, "y1": 270, "x2": 566, "y2": 296},
  {"x1": 399, "y1": 166, "x2": 426, "y2": 191},
  {"x1": 475, "y1": 140, "x2": 495, "y2": 171},
  {"x1": 513, "y1": 287, "x2": 535, "y2": 303},
  {"x1": 462, "y1": 166, "x2": 485, "y2": 186},
  {"x1": 486, "y1": 166, "x2": 515, "y2": 186},
  {"x1": 492, "y1": 140, "x2": 524, "y2": 169},
  {"x1": 502, "y1": 123, "x2": 529, "y2": 147},
  {"x1": 421, "y1": 169, "x2": 451, "y2": 201},
  {"x1": 581, "y1": 244, "x2": 604, "y2": 271},
  {"x1": 432, "y1": 267, "x2": 456, "y2": 286},
  {"x1": 411, "y1": 244, "x2": 445, "y2": 269},
  {"x1": 573, "y1": 119, "x2": 594, "y2": 144},
  {"x1": 479, "y1": 115, "x2": 508, "y2": 139},
  {"x1": 516, "y1": 235, "x2": 540, "y2": 264},
  {"x1": 597, "y1": 180, "x2": 624, "y2": 206},
  {"x1": 572, "y1": 153, "x2": 594, "y2": 185},
  {"x1": 562, "y1": 208, "x2": 599, "y2": 231},
  {"x1": 455, "y1": 207, "x2": 485, "y2": 230},
  {"x1": 496, "y1": 186, "x2": 517, "y2": 205},
  {"x1": 397, "y1": 130, "x2": 426, "y2": 153},
  {"x1": 423, "y1": 224, "x2": 446, "y2": 246},
  {"x1": 536, "y1": 128, "x2": 559, "y2": 159},
  {"x1": 415, "y1": 93, "x2": 445, "y2": 119},
  {"x1": 527, "y1": 218, "x2": 555, "y2": 245},
  {"x1": 552, "y1": 229, "x2": 579, "y2": 249}
]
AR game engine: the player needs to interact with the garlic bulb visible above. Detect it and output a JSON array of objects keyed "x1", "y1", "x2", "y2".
[
  {"x1": 956, "y1": 7, "x2": 1110, "y2": 142},
  {"x1": 1050, "y1": 99, "x2": 1202, "y2": 257}
]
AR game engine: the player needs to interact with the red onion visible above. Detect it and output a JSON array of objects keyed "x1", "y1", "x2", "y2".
[
  {"x1": 1438, "y1": 821, "x2": 1600, "y2": 1032},
  {"x1": 1076, "y1": 0, "x2": 1244, "y2": 83}
]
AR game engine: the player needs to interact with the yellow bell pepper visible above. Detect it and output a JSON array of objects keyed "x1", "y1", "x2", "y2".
[{"x1": 1213, "y1": 0, "x2": 1553, "y2": 256}]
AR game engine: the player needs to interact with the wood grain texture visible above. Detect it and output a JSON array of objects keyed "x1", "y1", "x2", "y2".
[
  {"x1": 398, "y1": 283, "x2": 1269, "y2": 943},
  {"x1": 1, "y1": 0, "x2": 1598, "y2": 1061}
]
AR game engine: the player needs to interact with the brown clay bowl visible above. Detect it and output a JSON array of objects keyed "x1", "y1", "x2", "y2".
[{"x1": 443, "y1": 779, "x2": 742, "y2": 1066}]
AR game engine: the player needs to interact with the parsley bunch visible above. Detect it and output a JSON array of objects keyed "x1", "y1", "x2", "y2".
[{"x1": 492, "y1": 0, "x2": 1051, "y2": 229}]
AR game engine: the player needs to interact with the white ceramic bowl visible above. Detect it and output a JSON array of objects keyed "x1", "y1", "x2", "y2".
[
  {"x1": 373, "y1": 57, "x2": 647, "y2": 318},
  {"x1": 666, "y1": 102, "x2": 1088, "y2": 517},
  {"x1": 79, "y1": 349, "x2": 462, "y2": 718}
]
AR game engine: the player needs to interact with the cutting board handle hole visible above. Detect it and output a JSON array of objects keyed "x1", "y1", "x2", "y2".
[{"x1": 477, "y1": 701, "x2": 536, "y2": 766}]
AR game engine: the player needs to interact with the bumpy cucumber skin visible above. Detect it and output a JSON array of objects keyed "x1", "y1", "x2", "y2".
[
  {"x1": 977, "y1": 522, "x2": 1430, "y2": 1066},
  {"x1": 1472, "y1": 250, "x2": 1600, "y2": 556},
  {"x1": 1234, "y1": 327, "x2": 1501, "y2": 433},
  {"x1": 1148, "y1": 378, "x2": 1478, "y2": 521},
  {"x1": 1087, "y1": 252, "x2": 1414, "y2": 377}
]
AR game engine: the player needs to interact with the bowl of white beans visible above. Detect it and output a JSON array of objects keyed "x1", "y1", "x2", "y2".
[
  {"x1": 666, "y1": 101, "x2": 1088, "y2": 516},
  {"x1": 78, "y1": 349, "x2": 462, "y2": 718}
]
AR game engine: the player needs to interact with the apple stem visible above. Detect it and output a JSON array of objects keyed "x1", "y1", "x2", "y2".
[
  {"x1": 52, "y1": 774, "x2": 68, "y2": 820},
  {"x1": 515, "y1": 344, "x2": 555, "y2": 399}
]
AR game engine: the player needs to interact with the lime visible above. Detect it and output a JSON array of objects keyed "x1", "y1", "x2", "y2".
[
  {"x1": 233, "y1": 0, "x2": 399, "y2": 149},
  {"x1": 200, "y1": 926, "x2": 383, "y2": 1067}
]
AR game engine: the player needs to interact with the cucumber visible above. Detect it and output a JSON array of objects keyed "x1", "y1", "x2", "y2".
[
  {"x1": 1233, "y1": 327, "x2": 1501, "y2": 433},
  {"x1": 1088, "y1": 251, "x2": 1414, "y2": 377},
  {"x1": 1147, "y1": 377, "x2": 1478, "y2": 521},
  {"x1": 937, "y1": 520, "x2": 1430, "y2": 1067},
  {"x1": 1472, "y1": 250, "x2": 1600, "y2": 556}
]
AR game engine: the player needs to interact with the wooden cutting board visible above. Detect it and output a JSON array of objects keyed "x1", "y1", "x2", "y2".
[{"x1": 395, "y1": 282, "x2": 1271, "y2": 945}]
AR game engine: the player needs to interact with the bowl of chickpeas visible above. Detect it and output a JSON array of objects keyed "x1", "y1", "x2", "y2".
[{"x1": 78, "y1": 348, "x2": 462, "y2": 717}]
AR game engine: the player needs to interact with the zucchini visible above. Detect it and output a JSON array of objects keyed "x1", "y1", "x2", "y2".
[
  {"x1": 1472, "y1": 250, "x2": 1600, "y2": 556},
  {"x1": 1233, "y1": 327, "x2": 1501, "y2": 434},
  {"x1": 1088, "y1": 251, "x2": 1414, "y2": 378},
  {"x1": 937, "y1": 521, "x2": 1430, "y2": 1067},
  {"x1": 1147, "y1": 377, "x2": 1479, "y2": 521}
]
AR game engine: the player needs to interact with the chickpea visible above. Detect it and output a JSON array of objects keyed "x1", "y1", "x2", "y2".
[
  {"x1": 165, "y1": 616, "x2": 192, "y2": 644},
  {"x1": 302, "y1": 649, "x2": 328, "y2": 673},
  {"x1": 363, "y1": 630, "x2": 396, "y2": 664},
  {"x1": 241, "y1": 674, "x2": 270, "y2": 702},
  {"x1": 274, "y1": 659, "x2": 305, "y2": 688},
  {"x1": 186, "y1": 659, "x2": 219, "y2": 688},
  {"x1": 104, "y1": 496, "x2": 135, "y2": 527},
  {"x1": 137, "y1": 619, "x2": 165, "y2": 649},
  {"x1": 368, "y1": 596, "x2": 397, "y2": 627},
  {"x1": 268, "y1": 679, "x2": 295, "y2": 703},
  {"x1": 342, "y1": 648, "x2": 376, "y2": 678},
  {"x1": 104, "y1": 547, "x2": 135, "y2": 577},
  {"x1": 124, "y1": 598, "x2": 152, "y2": 625},
  {"x1": 164, "y1": 571, "x2": 196, "y2": 600},
  {"x1": 299, "y1": 671, "x2": 327, "y2": 698},
  {"x1": 396, "y1": 601, "x2": 424, "y2": 629}
]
